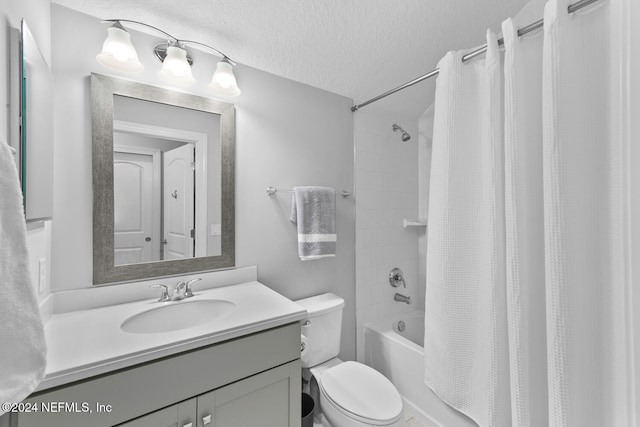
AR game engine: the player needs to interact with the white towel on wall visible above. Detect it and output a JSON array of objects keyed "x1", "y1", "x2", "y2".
[
  {"x1": 424, "y1": 31, "x2": 511, "y2": 427},
  {"x1": 0, "y1": 139, "x2": 46, "y2": 413}
]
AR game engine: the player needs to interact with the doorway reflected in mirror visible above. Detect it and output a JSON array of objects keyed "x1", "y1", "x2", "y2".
[{"x1": 92, "y1": 74, "x2": 235, "y2": 285}]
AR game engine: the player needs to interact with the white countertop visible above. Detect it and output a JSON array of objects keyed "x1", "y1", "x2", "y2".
[{"x1": 38, "y1": 281, "x2": 306, "y2": 391}]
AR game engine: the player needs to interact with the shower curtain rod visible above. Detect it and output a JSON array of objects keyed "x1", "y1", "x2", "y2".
[{"x1": 350, "y1": 0, "x2": 600, "y2": 112}]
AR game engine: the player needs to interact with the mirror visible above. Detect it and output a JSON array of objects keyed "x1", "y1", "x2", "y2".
[
  {"x1": 112, "y1": 95, "x2": 222, "y2": 264},
  {"x1": 92, "y1": 74, "x2": 235, "y2": 285},
  {"x1": 9, "y1": 19, "x2": 54, "y2": 220}
]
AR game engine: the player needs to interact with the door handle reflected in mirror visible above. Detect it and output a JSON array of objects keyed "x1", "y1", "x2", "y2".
[{"x1": 145, "y1": 237, "x2": 151, "y2": 242}]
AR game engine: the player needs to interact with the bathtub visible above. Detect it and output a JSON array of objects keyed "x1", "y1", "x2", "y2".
[{"x1": 364, "y1": 311, "x2": 477, "y2": 427}]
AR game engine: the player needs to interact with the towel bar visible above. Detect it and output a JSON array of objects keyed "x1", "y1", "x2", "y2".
[{"x1": 266, "y1": 187, "x2": 351, "y2": 198}]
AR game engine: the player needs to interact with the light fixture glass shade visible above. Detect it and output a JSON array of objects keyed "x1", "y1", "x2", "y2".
[
  {"x1": 207, "y1": 59, "x2": 241, "y2": 97},
  {"x1": 157, "y1": 45, "x2": 197, "y2": 87},
  {"x1": 96, "y1": 24, "x2": 144, "y2": 72}
]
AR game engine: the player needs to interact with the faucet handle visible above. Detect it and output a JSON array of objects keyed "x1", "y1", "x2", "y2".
[
  {"x1": 149, "y1": 284, "x2": 170, "y2": 302},
  {"x1": 389, "y1": 268, "x2": 406, "y2": 288},
  {"x1": 184, "y1": 278, "x2": 202, "y2": 298}
]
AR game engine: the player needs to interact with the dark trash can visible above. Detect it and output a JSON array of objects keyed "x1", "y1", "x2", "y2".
[{"x1": 301, "y1": 392, "x2": 315, "y2": 427}]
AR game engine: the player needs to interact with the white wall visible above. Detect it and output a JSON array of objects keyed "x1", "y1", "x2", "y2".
[
  {"x1": 417, "y1": 104, "x2": 434, "y2": 313},
  {"x1": 50, "y1": 5, "x2": 356, "y2": 359},
  {"x1": 354, "y1": 105, "x2": 420, "y2": 361}
]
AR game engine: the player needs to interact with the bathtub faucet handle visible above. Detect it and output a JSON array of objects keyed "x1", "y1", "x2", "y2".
[{"x1": 389, "y1": 268, "x2": 406, "y2": 288}]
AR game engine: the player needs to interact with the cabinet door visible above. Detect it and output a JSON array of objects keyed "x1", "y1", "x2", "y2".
[
  {"x1": 119, "y1": 399, "x2": 196, "y2": 427},
  {"x1": 196, "y1": 362, "x2": 300, "y2": 427}
]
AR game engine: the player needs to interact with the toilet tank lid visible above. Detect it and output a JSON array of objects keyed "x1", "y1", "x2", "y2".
[{"x1": 295, "y1": 293, "x2": 344, "y2": 316}]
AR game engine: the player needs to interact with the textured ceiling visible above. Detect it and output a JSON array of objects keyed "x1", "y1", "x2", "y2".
[{"x1": 53, "y1": 0, "x2": 530, "y2": 116}]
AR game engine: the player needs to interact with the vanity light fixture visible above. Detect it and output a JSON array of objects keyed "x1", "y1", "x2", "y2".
[
  {"x1": 156, "y1": 41, "x2": 196, "y2": 87},
  {"x1": 97, "y1": 19, "x2": 241, "y2": 96},
  {"x1": 208, "y1": 57, "x2": 241, "y2": 97},
  {"x1": 96, "y1": 21, "x2": 144, "y2": 72}
]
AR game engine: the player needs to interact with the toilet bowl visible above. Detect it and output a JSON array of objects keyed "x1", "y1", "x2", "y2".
[
  {"x1": 315, "y1": 360, "x2": 404, "y2": 426},
  {"x1": 296, "y1": 293, "x2": 404, "y2": 427}
]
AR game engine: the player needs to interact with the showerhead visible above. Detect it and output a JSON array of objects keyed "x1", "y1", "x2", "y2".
[{"x1": 392, "y1": 123, "x2": 411, "y2": 142}]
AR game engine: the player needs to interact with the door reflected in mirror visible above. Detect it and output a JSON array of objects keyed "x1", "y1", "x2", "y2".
[
  {"x1": 92, "y1": 74, "x2": 234, "y2": 285},
  {"x1": 112, "y1": 95, "x2": 222, "y2": 266}
]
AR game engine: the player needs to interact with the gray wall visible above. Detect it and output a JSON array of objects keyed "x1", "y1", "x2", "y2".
[{"x1": 50, "y1": 5, "x2": 356, "y2": 359}]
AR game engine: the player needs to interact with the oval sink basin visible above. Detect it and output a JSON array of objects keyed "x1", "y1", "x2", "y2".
[{"x1": 121, "y1": 299, "x2": 236, "y2": 334}]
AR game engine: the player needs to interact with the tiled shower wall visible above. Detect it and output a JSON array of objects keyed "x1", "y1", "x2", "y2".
[{"x1": 354, "y1": 106, "x2": 422, "y2": 361}]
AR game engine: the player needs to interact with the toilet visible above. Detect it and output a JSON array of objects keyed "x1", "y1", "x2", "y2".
[{"x1": 296, "y1": 293, "x2": 404, "y2": 427}]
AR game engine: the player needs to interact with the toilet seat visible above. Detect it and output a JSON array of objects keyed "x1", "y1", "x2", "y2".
[{"x1": 318, "y1": 361, "x2": 403, "y2": 425}]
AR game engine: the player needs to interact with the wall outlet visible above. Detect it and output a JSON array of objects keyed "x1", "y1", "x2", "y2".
[
  {"x1": 38, "y1": 258, "x2": 47, "y2": 295},
  {"x1": 210, "y1": 224, "x2": 221, "y2": 236}
]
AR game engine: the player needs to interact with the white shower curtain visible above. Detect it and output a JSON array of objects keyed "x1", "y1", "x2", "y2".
[
  {"x1": 502, "y1": 0, "x2": 548, "y2": 425},
  {"x1": 424, "y1": 30, "x2": 512, "y2": 427},
  {"x1": 424, "y1": 0, "x2": 634, "y2": 425},
  {"x1": 542, "y1": 0, "x2": 631, "y2": 425}
]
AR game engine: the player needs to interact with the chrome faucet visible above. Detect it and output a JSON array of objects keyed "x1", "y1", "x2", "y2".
[
  {"x1": 149, "y1": 278, "x2": 203, "y2": 302},
  {"x1": 394, "y1": 293, "x2": 411, "y2": 304},
  {"x1": 172, "y1": 281, "x2": 188, "y2": 301}
]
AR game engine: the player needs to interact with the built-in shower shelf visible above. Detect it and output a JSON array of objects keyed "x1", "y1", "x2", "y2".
[{"x1": 403, "y1": 219, "x2": 427, "y2": 228}]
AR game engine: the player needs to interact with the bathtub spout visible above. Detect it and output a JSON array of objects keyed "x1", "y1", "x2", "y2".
[{"x1": 394, "y1": 293, "x2": 411, "y2": 304}]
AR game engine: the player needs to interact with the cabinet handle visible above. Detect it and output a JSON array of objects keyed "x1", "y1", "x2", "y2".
[
  {"x1": 183, "y1": 423, "x2": 193, "y2": 427},
  {"x1": 202, "y1": 414, "x2": 212, "y2": 425}
]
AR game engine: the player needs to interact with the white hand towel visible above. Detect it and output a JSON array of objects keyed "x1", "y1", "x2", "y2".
[
  {"x1": 289, "y1": 186, "x2": 336, "y2": 261},
  {"x1": 0, "y1": 138, "x2": 46, "y2": 413}
]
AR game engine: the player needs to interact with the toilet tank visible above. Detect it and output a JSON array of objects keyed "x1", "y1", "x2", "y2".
[{"x1": 295, "y1": 293, "x2": 345, "y2": 368}]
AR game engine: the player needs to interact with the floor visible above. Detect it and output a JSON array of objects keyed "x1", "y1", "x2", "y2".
[
  {"x1": 405, "y1": 412, "x2": 429, "y2": 427},
  {"x1": 404, "y1": 407, "x2": 429, "y2": 427}
]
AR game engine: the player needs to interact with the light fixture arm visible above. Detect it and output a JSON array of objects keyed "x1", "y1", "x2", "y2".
[
  {"x1": 179, "y1": 40, "x2": 236, "y2": 66},
  {"x1": 102, "y1": 19, "x2": 177, "y2": 42},
  {"x1": 102, "y1": 19, "x2": 235, "y2": 64}
]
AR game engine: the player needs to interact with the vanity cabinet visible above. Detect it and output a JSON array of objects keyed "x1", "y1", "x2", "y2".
[
  {"x1": 120, "y1": 363, "x2": 295, "y2": 427},
  {"x1": 12, "y1": 323, "x2": 301, "y2": 427}
]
